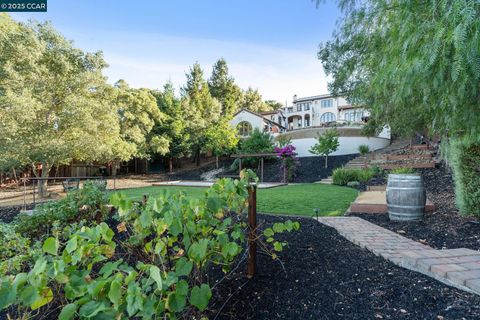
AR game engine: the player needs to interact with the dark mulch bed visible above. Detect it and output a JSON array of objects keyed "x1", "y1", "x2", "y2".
[
  {"x1": 2, "y1": 215, "x2": 480, "y2": 319},
  {"x1": 207, "y1": 215, "x2": 480, "y2": 319},
  {"x1": 352, "y1": 164, "x2": 480, "y2": 250},
  {"x1": 221, "y1": 155, "x2": 358, "y2": 183},
  {"x1": 0, "y1": 204, "x2": 34, "y2": 223}
]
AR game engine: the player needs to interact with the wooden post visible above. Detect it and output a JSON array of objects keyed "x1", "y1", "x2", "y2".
[
  {"x1": 239, "y1": 158, "x2": 242, "y2": 175},
  {"x1": 260, "y1": 157, "x2": 264, "y2": 183},
  {"x1": 142, "y1": 194, "x2": 148, "y2": 205},
  {"x1": 247, "y1": 183, "x2": 257, "y2": 278},
  {"x1": 23, "y1": 179, "x2": 26, "y2": 210},
  {"x1": 32, "y1": 179, "x2": 36, "y2": 208}
]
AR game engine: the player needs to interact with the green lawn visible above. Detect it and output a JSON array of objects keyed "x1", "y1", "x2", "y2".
[{"x1": 111, "y1": 184, "x2": 358, "y2": 217}]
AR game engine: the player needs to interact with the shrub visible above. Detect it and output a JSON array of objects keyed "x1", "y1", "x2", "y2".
[
  {"x1": 14, "y1": 180, "x2": 109, "y2": 240},
  {"x1": 0, "y1": 223, "x2": 37, "y2": 276},
  {"x1": 444, "y1": 138, "x2": 480, "y2": 216},
  {"x1": 0, "y1": 172, "x2": 300, "y2": 319},
  {"x1": 309, "y1": 128, "x2": 340, "y2": 168},
  {"x1": 389, "y1": 167, "x2": 415, "y2": 174},
  {"x1": 238, "y1": 128, "x2": 275, "y2": 167},
  {"x1": 332, "y1": 168, "x2": 375, "y2": 186},
  {"x1": 275, "y1": 144, "x2": 299, "y2": 182},
  {"x1": 358, "y1": 144, "x2": 370, "y2": 155}
]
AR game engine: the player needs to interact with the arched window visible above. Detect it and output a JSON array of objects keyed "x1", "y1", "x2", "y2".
[
  {"x1": 237, "y1": 121, "x2": 253, "y2": 137},
  {"x1": 320, "y1": 112, "x2": 336, "y2": 123}
]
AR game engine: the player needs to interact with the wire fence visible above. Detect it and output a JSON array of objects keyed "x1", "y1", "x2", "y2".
[{"x1": 0, "y1": 176, "x2": 119, "y2": 209}]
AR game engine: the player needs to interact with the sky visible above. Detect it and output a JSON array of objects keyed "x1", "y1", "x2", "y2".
[{"x1": 11, "y1": 0, "x2": 341, "y2": 104}]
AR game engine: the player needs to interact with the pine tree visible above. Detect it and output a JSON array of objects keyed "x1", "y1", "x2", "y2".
[{"x1": 208, "y1": 58, "x2": 242, "y2": 118}]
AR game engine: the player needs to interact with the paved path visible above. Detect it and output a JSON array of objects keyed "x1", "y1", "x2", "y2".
[{"x1": 316, "y1": 216, "x2": 480, "y2": 295}]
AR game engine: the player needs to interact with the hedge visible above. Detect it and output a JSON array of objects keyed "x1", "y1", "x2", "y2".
[{"x1": 446, "y1": 139, "x2": 480, "y2": 216}]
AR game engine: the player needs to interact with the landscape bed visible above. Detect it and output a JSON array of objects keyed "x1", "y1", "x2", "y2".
[
  {"x1": 352, "y1": 165, "x2": 480, "y2": 251},
  {"x1": 206, "y1": 215, "x2": 480, "y2": 319}
]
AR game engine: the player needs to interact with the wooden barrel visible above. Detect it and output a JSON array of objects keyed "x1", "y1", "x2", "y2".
[{"x1": 386, "y1": 174, "x2": 426, "y2": 221}]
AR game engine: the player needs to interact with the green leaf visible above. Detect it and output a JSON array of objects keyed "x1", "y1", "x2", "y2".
[
  {"x1": 42, "y1": 237, "x2": 59, "y2": 255},
  {"x1": 206, "y1": 196, "x2": 224, "y2": 213},
  {"x1": 166, "y1": 291, "x2": 187, "y2": 313},
  {"x1": 188, "y1": 239, "x2": 209, "y2": 263},
  {"x1": 222, "y1": 242, "x2": 239, "y2": 257},
  {"x1": 99, "y1": 260, "x2": 123, "y2": 277},
  {"x1": 273, "y1": 223, "x2": 285, "y2": 233},
  {"x1": 108, "y1": 279, "x2": 123, "y2": 307},
  {"x1": 65, "y1": 236, "x2": 77, "y2": 253},
  {"x1": 189, "y1": 284, "x2": 212, "y2": 311},
  {"x1": 31, "y1": 287, "x2": 53, "y2": 310},
  {"x1": 59, "y1": 303, "x2": 78, "y2": 320},
  {"x1": 78, "y1": 301, "x2": 108, "y2": 318},
  {"x1": 273, "y1": 241, "x2": 283, "y2": 252},
  {"x1": 263, "y1": 228, "x2": 274, "y2": 237},
  {"x1": 0, "y1": 280, "x2": 15, "y2": 310},
  {"x1": 150, "y1": 265, "x2": 163, "y2": 290},
  {"x1": 175, "y1": 257, "x2": 193, "y2": 277},
  {"x1": 139, "y1": 210, "x2": 152, "y2": 228}
]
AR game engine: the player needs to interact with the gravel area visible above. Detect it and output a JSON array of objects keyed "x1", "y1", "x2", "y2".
[{"x1": 352, "y1": 163, "x2": 480, "y2": 250}]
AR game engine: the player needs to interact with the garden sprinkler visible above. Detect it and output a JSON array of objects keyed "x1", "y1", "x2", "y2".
[{"x1": 314, "y1": 208, "x2": 320, "y2": 220}]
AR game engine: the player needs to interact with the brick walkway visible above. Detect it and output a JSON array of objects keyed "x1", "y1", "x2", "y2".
[{"x1": 316, "y1": 216, "x2": 480, "y2": 295}]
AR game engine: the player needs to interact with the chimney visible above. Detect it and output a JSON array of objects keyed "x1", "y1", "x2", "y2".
[{"x1": 293, "y1": 94, "x2": 297, "y2": 102}]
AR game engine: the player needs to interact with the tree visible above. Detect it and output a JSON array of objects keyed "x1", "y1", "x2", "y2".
[
  {"x1": 208, "y1": 58, "x2": 242, "y2": 118},
  {"x1": 309, "y1": 129, "x2": 340, "y2": 168},
  {"x1": 318, "y1": 0, "x2": 480, "y2": 140},
  {"x1": 318, "y1": 0, "x2": 480, "y2": 214},
  {"x1": 181, "y1": 63, "x2": 222, "y2": 165},
  {"x1": 239, "y1": 87, "x2": 271, "y2": 113},
  {"x1": 113, "y1": 80, "x2": 166, "y2": 159},
  {"x1": 265, "y1": 100, "x2": 283, "y2": 111},
  {"x1": 204, "y1": 119, "x2": 239, "y2": 168},
  {"x1": 150, "y1": 82, "x2": 191, "y2": 171},
  {"x1": 0, "y1": 15, "x2": 130, "y2": 196}
]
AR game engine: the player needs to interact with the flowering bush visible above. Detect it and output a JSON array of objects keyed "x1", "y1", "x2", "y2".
[{"x1": 275, "y1": 145, "x2": 299, "y2": 182}]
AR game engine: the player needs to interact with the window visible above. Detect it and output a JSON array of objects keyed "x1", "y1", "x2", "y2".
[
  {"x1": 237, "y1": 121, "x2": 252, "y2": 136},
  {"x1": 287, "y1": 107, "x2": 293, "y2": 113},
  {"x1": 297, "y1": 104, "x2": 302, "y2": 112},
  {"x1": 345, "y1": 110, "x2": 364, "y2": 122},
  {"x1": 304, "y1": 117, "x2": 310, "y2": 127},
  {"x1": 304, "y1": 103, "x2": 310, "y2": 111},
  {"x1": 320, "y1": 112, "x2": 336, "y2": 122},
  {"x1": 320, "y1": 99, "x2": 333, "y2": 108},
  {"x1": 298, "y1": 118, "x2": 302, "y2": 127}
]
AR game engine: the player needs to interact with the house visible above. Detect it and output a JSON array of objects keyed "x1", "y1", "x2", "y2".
[
  {"x1": 230, "y1": 109, "x2": 286, "y2": 138},
  {"x1": 284, "y1": 94, "x2": 368, "y2": 130}
]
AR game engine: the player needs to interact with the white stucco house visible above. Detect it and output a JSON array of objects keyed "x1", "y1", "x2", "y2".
[
  {"x1": 229, "y1": 93, "x2": 391, "y2": 157},
  {"x1": 285, "y1": 94, "x2": 369, "y2": 130},
  {"x1": 230, "y1": 109, "x2": 286, "y2": 138}
]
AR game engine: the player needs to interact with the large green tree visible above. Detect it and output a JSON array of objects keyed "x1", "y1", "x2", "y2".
[
  {"x1": 208, "y1": 58, "x2": 242, "y2": 118},
  {"x1": 318, "y1": 0, "x2": 480, "y2": 214},
  {"x1": 181, "y1": 63, "x2": 222, "y2": 165},
  {"x1": 150, "y1": 82, "x2": 191, "y2": 171},
  {"x1": 239, "y1": 87, "x2": 271, "y2": 113},
  {"x1": 318, "y1": 0, "x2": 480, "y2": 139},
  {"x1": 114, "y1": 79, "x2": 166, "y2": 159},
  {"x1": 0, "y1": 14, "x2": 130, "y2": 195}
]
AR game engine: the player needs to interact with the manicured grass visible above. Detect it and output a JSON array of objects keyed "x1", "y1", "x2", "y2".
[{"x1": 111, "y1": 184, "x2": 358, "y2": 217}]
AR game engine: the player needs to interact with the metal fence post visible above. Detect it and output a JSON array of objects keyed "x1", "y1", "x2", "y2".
[{"x1": 247, "y1": 183, "x2": 257, "y2": 278}]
